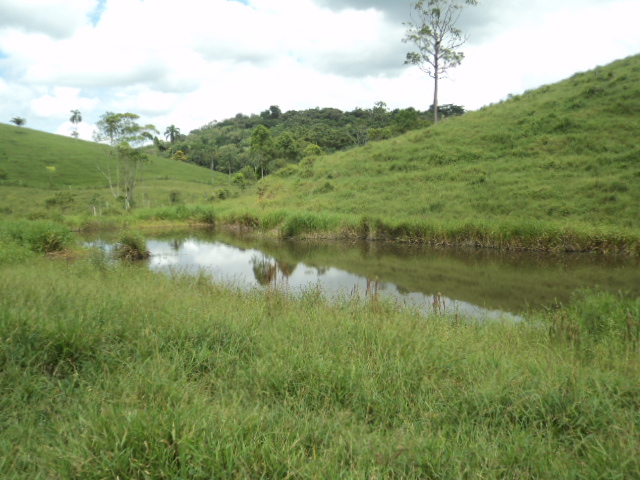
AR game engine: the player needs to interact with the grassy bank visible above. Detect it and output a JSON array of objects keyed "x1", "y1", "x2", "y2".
[{"x1": 1, "y1": 235, "x2": 639, "y2": 478}]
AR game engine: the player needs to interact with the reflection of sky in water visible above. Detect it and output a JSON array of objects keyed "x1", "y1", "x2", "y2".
[{"x1": 145, "y1": 239, "x2": 517, "y2": 320}]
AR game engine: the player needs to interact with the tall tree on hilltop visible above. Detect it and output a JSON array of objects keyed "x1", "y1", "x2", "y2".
[
  {"x1": 70, "y1": 109, "x2": 82, "y2": 140},
  {"x1": 164, "y1": 125, "x2": 181, "y2": 144},
  {"x1": 403, "y1": 0, "x2": 477, "y2": 124},
  {"x1": 10, "y1": 117, "x2": 26, "y2": 127}
]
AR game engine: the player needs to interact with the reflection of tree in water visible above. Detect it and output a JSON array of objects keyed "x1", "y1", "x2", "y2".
[
  {"x1": 316, "y1": 266, "x2": 329, "y2": 276},
  {"x1": 276, "y1": 260, "x2": 297, "y2": 279},
  {"x1": 251, "y1": 255, "x2": 278, "y2": 286},
  {"x1": 251, "y1": 255, "x2": 298, "y2": 287},
  {"x1": 170, "y1": 239, "x2": 185, "y2": 252}
]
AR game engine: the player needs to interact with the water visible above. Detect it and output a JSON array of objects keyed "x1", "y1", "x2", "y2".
[{"x1": 85, "y1": 228, "x2": 640, "y2": 318}]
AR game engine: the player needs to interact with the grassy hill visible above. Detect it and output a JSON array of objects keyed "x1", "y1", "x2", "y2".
[
  {"x1": 0, "y1": 125, "x2": 232, "y2": 219},
  {"x1": 0, "y1": 125, "x2": 223, "y2": 189},
  {"x1": 232, "y1": 54, "x2": 639, "y2": 252},
  {"x1": 1, "y1": 55, "x2": 639, "y2": 252}
]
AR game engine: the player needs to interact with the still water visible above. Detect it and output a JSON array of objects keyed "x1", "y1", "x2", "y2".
[{"x1": 87, "y1": 229, "x2": 640, "y2": 319}]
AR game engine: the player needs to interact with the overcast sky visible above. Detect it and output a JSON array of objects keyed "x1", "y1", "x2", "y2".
[{"x1": 1, "y1": 0, "x2": 639, "y2": 140}]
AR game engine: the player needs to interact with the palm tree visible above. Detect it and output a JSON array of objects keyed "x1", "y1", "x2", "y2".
[
  {"x1": 10, "y1": 117, "x2": 26, "y2": 127},
  {"x1": 70, "y1": 110, "x2": 82, "y2": 139},
  {"x1": 164, "y1": 125, "x2": 181, "y2": 144}
]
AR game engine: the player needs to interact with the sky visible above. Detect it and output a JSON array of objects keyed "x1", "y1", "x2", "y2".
[{"x1": 1, "y1": 0, "x2": 639, "y2": 140}]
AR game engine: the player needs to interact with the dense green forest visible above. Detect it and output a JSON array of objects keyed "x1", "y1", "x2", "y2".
[{"x1": 157, "y1": 103, "x2": 465, "y2": 177}]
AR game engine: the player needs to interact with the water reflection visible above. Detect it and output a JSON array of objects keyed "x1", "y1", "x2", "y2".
[{"x1": 85, "y1": 229, "x2": 640, "y2": 319}]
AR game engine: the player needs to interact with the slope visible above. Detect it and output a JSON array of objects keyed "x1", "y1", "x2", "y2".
[
  {"x1": 0, "y1": 125, "x2": 218, "y2": 189},
  {"x1": 238, "y1": 55, "x2": 639, "y2": 251}
]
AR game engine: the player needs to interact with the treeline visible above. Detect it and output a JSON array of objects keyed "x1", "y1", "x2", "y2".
[{"x1": 154, "y1": 102, "x2": 465, "y2": 180}]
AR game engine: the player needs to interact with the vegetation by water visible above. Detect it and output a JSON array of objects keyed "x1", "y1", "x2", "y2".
[{"x1": 1, "y1": 243, "x2": 639, "y2": 478}]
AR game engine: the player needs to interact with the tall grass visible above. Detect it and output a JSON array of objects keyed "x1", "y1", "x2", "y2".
[
  {"x1": 1, "y1": 255, "x2": 639, "y2": 478},
  {"x1": 0, "y1": 219, "x2": 73, "y2": 254}
]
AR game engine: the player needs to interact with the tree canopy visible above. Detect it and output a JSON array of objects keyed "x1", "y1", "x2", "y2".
[
  {"x1": 164, "y1": 125, "x2": 181, "y2": 144},
  {"x1": 147, "y1": 102, "x2": 465, "y2": 178},
  {"x1": 10, "y1": 117, "x2": 26, "y2": 127}
]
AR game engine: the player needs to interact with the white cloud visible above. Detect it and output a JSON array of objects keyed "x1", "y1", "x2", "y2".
[
  {"x1": 0, "y1": 0, "x2": 639, "y2": 137},
  {"x1": 0, "y1": 0, "x2": 93, "y2": 38}
]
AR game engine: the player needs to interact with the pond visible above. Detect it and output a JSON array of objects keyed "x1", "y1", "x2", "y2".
[{"x1": 85, "y1": 228, "x2": 640, "y2": 319}]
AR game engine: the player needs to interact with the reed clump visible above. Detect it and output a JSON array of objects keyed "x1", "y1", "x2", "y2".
[{"x1": 114, "y1": 232, "x2": 150, "y2": 261}]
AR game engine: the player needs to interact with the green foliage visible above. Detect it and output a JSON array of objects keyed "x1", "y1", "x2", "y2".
[
  {"x1": 231, "y1": 172, "x2": 247, "y2": 189},
  {"x1": 178, "y1": 103, "x2": 445, "y2": 173},
  {"x1": 280, "y1": 212, "x2": 341, "y2": 237},
  {"x1": 94, "y1": 112, "x2": 158, "y2": 147},
  {"x1": 302, "y1": 143, "x2": 324, "y2": 158},
  {"x1": 10, "y1": 116, "x2": 26, "y2": 127},
  {"x1": 164, "y1": 124, "x2": 181, "y2": 144},
  {"x1": 0, "y1": 220, "x2": 73, "y2": 254},
  {"x1": 239, "y1": 165, "x2": 257, "y2": 183},
  {"x1": 215, "y1": 187, "x2": 231, "y2": 200},
  {"x1": 114, "y1": 232, "x2": 150, "y2": 261},
  {"x1": 169, "y1": 190, "x2": 182, "y2": 204},
  {"x1": 44, "y1": 191, "x2": 76, "y2": 209}
]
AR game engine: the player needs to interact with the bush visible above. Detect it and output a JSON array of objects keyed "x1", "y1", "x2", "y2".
[
  {"x1": 239, "y1": 166, "x2": 257, "y2": 183},
  {"x1": 114, "y1": 233, "x2": 150, "y2": 261},
  {"x1": 215, "y1": 188, "x2": 231, "y2": 200},
  {"x1": 44, "y1": 191, "x2": 76, "y2": 209},
  {"x1": 169, "y1": 190, "x2": 182, "y2": 204},
  {"x1": 231, "y1": 173, "x2": 246, "y2": 189},
  {"x1": 0, "y1": 220, "x2": 73, "y2": 254}
]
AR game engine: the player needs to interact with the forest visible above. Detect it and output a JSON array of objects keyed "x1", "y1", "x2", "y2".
[{"x1": 153, "y1": 103, "x2": 465, "y2": 179}]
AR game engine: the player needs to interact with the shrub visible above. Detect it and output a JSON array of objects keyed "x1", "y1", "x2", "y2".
[
  {"x1": 239, "y1": 166, "x2": 257, "y2": 183},
  {"x1": 314, "y1": 181, "x2": 334, "y2": 194},
  {"x1": 215, "y1": 188, "x2": 231, "y2": 200},
  {"x1": 302, "y1": 144, "x2": 324, "y2": 158},
  {"x1": 169, "y1": 190, "x2": 182, "y2": 204},
  {"x1": 1, "y1": 220, "x2": 73, "y2": 254},
  {"x1": 114, "y1": 233, "x2": 150, "y2": 261},
  {"x1": 44, "y1": 191, "x2": 76, "y2": 209}
]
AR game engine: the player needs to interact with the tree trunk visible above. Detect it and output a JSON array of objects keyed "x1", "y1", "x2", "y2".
[{"x1": 433, "y1": 56, "x2": 439, "y2": 124}]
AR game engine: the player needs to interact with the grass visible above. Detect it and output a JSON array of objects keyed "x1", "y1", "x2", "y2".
[{"x1": 1, "y1": 249, "x2": 639, "y2": 478}]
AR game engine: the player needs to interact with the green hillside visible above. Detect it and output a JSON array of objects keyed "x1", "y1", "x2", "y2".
[
  {"x1": 0, "y1": 125, "x2": 231, "y2": 219},
  {"x1": 0, "y1": 125, "x2": 218, "y2": 189},
  {"x1": 241, "y1": 55, "x2": 639, "y2": 246},
  {"x1": 1, "y1": 55, "x2": 639, "y2": 252}
]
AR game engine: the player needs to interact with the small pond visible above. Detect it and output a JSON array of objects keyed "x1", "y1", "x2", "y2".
[{"x1": 85, "y1": 229, "x2": 640, "y2": 319}]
